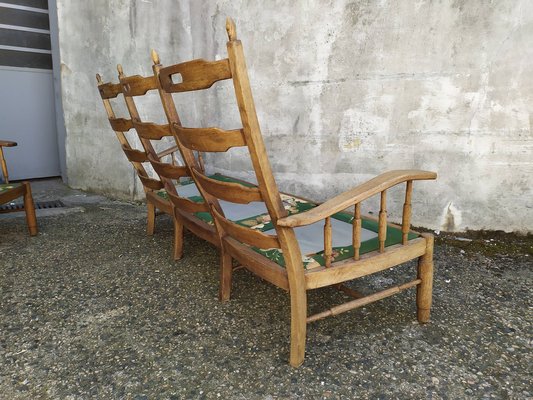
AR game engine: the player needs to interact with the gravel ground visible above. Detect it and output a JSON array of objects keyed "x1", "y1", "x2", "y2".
[{"x1": 0, "y1": 180, "x2": 531, "y2": 399}]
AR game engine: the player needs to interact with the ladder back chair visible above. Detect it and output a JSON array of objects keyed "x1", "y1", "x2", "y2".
[
  {"x1": 0, "y1": 140, "x2": 37, "y2": 236},
  {"x1": 156, "y1": 18, "x2": 437, "y2": 367},
  {"x1": 115, "y1": 64, "x2": 220, "y2": 258},
  {"x1": 96, "y1": 72, "x2": 179, "y2": 254}
]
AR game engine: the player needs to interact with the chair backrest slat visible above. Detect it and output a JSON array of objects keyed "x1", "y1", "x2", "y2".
[
  {"x1": 133, "y1": 121, "x2": 173, "y2": 140},
  {"x1": 138, "y1": 173, "x2": 164, "y2": 190},
  {"x1": 98, "y1": 82, "x2": 122, "y2": 99},
  {"x1": 167, "y1": 194, "x2": 209, "y2": 214},
  {"x1": 192, "y1": 169, "x2": 263, "y2": 204},
  {"x1": 109, "y1": 118, "x2": 134, "y2": 132},
  {"x1": 159, "y1": 58, "x2": 232, "y2": 93},
  {"x1": 120, "y1": 75, "x2": 159, "y2": 97},
  {"x1": 122, "y1": 146, "x2": 148, "y2": 163},
  {"x1": 211, "y1": 207, "x2": 281, "y2": 249},
  {"x1": 173, "y1": 125, "x2": 246, "y2": 152},
  {"x1": 149, "y1": 157, "x2": 189, "y2": 180}
]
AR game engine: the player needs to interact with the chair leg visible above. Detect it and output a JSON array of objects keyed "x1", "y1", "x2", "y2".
[
  {"x1": 173, "y1": 218, "x2": 184, "y2": 260},
  {"x1": 289, "y1": 284, "x2": 307, "y2": 367},
  {"x1": 417, "y1": 233, "x2": 434, "y2": 323},
  {"x1": 146, "y1": 202, "x2": 155, "y2": 236},
  {"x1": 219, "y1": 251, "x2": 233, "y2": 302},
  {"x1": 22, "y1": 182, "x2": 37, "y2": 236}
]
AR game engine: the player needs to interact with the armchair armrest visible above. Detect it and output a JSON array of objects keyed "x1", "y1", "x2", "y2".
[
  {"x1": 277, "y1": 170, "x2": 437, "y2": 228},
  {"x1": 0, "y1": 140, "x2": 17, "y2": 147}
]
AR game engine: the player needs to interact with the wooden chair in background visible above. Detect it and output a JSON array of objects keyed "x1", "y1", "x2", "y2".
[
  {"x1": 0, "y1": 140, "x2": 37, "y2": 236},
  {"x1": 155, "y1": 18, "x2": 437, "y2": 367}
]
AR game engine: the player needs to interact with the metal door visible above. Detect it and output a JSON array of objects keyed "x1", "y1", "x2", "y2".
[{"x1": 0, "y1": 0, "x2": 60, "y2": 180}]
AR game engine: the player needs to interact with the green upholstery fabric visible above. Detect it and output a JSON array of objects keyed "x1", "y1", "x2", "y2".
[
  {"x1": 152, "y1": 174, "x2": 418, "y2": 269},
  {"x1": 0, "y1": 183, "x2": 21, "y2": 193}
]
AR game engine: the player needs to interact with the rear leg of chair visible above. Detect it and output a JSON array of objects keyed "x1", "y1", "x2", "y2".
[
  {"x1": 22, "y1": 182, "x2": 37, "y2": 236},
  {"x1": 146, "y1": 202, "x2": 156, "y2": 235},
  {"x1": 173, "y1": 217, "x2": 184, "y2": 260},
  {"x1": 219, "y1": 251, "x2": 233, "y2": 302},
  {"x1": 417, "y1": 233, "x2": 434, "y2": 323}
]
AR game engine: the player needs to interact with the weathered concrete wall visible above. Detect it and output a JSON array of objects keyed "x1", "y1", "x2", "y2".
[
  {"x1": 56, "y1": 0, "x2": 195, "y2": 199},
  {"x1": 57, "y1": 0, "x2": 533, "y2": 232}
]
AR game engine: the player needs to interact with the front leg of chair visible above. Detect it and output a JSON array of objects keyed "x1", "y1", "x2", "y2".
[
  {"x1": 22, "y1": 182, "x2": 37, "y2": 236},
  {"x1": 417, "y1": 233, "x2": 434, "y2": 323},
  {"x1": 172, "y1": 217, "x2": 184, "y2": 260},
  {"x1": 219, "y1": 250, "x2": 233, "y2": 302},
  {"x1": 146, "y1": 202, "x2": 155, "y2": 235}
]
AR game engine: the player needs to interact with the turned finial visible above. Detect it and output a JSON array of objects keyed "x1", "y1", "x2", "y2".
[
  {"x1": 96, "y1": 73, "x2": 102, "y2": 83},
  {"x1": 151, "y1": 49, "x2": 160, "y2": 65},
  {"x1": 226, "y1": 17, "x2": 237, "y2": 41},
  {"x1": 117, "y1": 64, "x2": 124, "y2": 77}
]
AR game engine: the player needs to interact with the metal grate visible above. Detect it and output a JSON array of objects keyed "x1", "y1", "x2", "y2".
[{"x1": 0, "y1": 199, "x2": 64, "y2": 212}]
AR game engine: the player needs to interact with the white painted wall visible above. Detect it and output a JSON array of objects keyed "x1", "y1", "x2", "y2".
[{"x1": 56, "y1": 0, "x2": 533, "y2": 232}]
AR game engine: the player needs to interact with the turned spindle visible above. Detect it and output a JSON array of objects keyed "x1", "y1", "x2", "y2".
[
  {"x1": 352, "y1": 203, "x2": 361, "y2": 260},
  {"x1": 402, "y1": 180, "x2": 413, "y2": 244},
  {"x1": 378, "y1": 191, "x2": 387, "y2": 252},
  {"x1": 324, "y1": 216, "x2": 332, "y2": 268}
]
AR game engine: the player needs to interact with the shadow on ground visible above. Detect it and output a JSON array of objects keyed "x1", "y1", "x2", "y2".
[{"x1": 0, "y1": 179, "x2": 531, "y2": 398}]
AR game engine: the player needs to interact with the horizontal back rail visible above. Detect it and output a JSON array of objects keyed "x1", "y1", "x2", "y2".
[
  {"x1": 174, "y1": 125, "x2": 246, "y2": 152},
  {"x1": 138, "y1": 174, "x2": 164, "y2": 190},
  {"x1": 98, "y1": 81, "x2": 122, "y2": 99},
  {"x1": 149, "y1": 157, "x2": 189, "y2": 179},
  {"x1": 109, "y1": 118, "x2": 133, "y2": 132},
  {"x1": 133, "y1": 121, "x2": 173, "y2": 140},
  {"x1": 212, "y1": 208, "x2": 280, "y2": 249},
  {"x1": 122, "y1": 146, "x2": 148, "y2": 163},
  {"x1": 192, "y1": 169, "x2": 262, "y2": 204},
  {"x1": 167, "y1": 192, "x2": 210, "y2": 214},
  {"x1": 158, "y1": 58, "x2": 232, "y2": 93},
  {"x1": 120, "y1": 75, "x2": 158, "y2": 97}
]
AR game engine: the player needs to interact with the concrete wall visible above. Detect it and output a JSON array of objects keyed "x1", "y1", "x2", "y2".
[
  {"x1": 56, "y1": 0, "x2": 195, "y2": 198},
  {"x1": 57, "y1": 0, "x2": 533, "y2": 232}
]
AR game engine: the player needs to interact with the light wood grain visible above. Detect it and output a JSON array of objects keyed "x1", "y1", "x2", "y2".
[
  {"x1": 305, "y1": 238, "x2": 427, "y2": 289},
  {"x1": 158, "y1": 58, "x2": 232, "y2": 93},
  {"x1": 324, "y1": 217, "x2": 332, "y2": 268},
  {"x1": 307, "y1": 279, "x2": 421, "y2": 323},
  {"x1": 277, "y1": 170, "x2": 437, "y2": 228},
  {"x1": 352, "y1": 203, "x2": 361, "y2": 260},
  {"x1": 378, "y1": 190, "x2": 387, "y2": 253},
  {"x1": 133, "y1": 121, "x2": 173, "y2": 140},
  {"x1": 120, "y1": 74, "x2": 158, "y2": 97},
  {"x1": 192, "y1": 168, "x2": 263, "y2": 204},
  {"x1": 109, "y1": 118, "x2": 133, "y2": 132},
  {"x1": 149, "y1": 156, "x2": 189, "y2": 179},
  {"x1": 402, "y1": 180, "x2": 413, "y2": 245},
  {"x1": 174, "y1": 125, "x2": 246, "y2": 152},
  {"x1": 121, "y1": 146, "x2": 148, "y2": 163},
  {"x1": 212, "y1": 207, "x2": 280, "y2": 249},
  {"x1": 417, "y1": 233, "x2": 434, "y2": 323}
]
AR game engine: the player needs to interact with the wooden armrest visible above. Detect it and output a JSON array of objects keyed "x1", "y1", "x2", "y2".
[
  {"x1": 0, "y1": 140, "x2": 17, "y2": 147},
  {"x1": 157, "y1": 144, "x2": 180, "y2": 158},
  {"x1": 277, "y1": 170, "x2": 437, "y2": 228}
]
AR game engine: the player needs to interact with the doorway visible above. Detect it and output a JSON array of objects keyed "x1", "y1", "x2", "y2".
[{"x1": 0, "y1": 0, "x2": 60, "y2": 180}]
